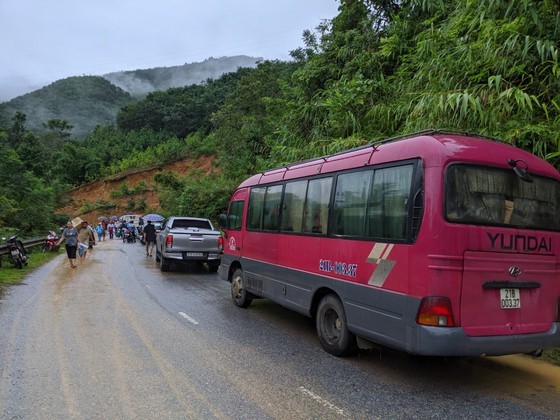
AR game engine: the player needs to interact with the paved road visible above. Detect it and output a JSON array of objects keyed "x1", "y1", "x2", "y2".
[{"x1": 0, "y1": 239, "x2": 559, "y2": 419}]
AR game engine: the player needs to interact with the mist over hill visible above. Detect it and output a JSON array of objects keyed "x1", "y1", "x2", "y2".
[
  {"x1": 0, "y1": 55, "x2": 260, "y2": 137},
  {"x1": 0, "y1": 76, "x2": 135, "y2": 138},
  {"x1": 103, "y1": 56, "x2": 260, "y2": 98}
]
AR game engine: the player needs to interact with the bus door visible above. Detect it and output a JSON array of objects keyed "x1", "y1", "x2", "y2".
[
  {"x1": 225, "y1": 188, "x2": 247, "y2": 260},
  {"x1": 461, "y1": 248, "x2": 557, "y2": 337}
]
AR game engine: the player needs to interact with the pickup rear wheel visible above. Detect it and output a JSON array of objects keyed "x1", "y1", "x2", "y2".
[
  {"x1": 316, "y1": 294, "x2": 356, "y2": 357},
  {"x1": 207, "y1": 261, "x2": 220, "y2": 273},
  {"x1": 231, "y1": 269, "x2": 252, "y2": 308},
  {"x1": 160, "y1": 254, "x2": 170, "y2": 272}
]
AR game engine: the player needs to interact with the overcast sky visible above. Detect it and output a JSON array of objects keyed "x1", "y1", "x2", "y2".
[{"x1": 0, "y1": 0, "x2": 340, "y2": 101}]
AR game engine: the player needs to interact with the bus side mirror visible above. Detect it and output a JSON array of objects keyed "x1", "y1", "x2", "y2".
[{"x1": 218, "y1": 214, "x2": 228, "y2": 229}]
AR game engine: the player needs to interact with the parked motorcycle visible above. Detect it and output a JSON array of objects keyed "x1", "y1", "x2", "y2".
[
  {"x1": 42, "y1": 230, "x2": 60, "y2": 252},
  {"x1": 2, "y1": 233, "x2": 28, "y2": 269}
]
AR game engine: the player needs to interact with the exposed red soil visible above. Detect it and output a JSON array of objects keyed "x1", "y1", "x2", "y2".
[{"x1": 57, "y1": 156, "x2": 216, "y2": 223}]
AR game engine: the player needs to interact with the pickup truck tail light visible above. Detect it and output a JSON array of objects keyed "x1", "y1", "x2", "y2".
[
  {"x1": 218, "y1": 235, "x2": 223, "y2": 251},
  {"x1": 165, "y1": 234, "x2": 173, "y2": 249}
]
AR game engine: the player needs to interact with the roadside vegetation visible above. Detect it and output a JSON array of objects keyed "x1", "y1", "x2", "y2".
[
  {"x1": 0, "y1": 249, "x2": 61, "y2": 287},
  {"x1": 544, "y1": 349, "x2": 560, "y2": 365}
]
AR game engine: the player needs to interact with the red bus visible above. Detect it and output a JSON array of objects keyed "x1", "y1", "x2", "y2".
[{"x1": 218, "y1": 130, "x2": 560, "y2": 357}]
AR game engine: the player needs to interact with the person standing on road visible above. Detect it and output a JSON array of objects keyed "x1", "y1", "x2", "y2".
[
  {"x1": 95, "y1": 223, "x2": 104, "y2": 241},
  {"x1": 78, "y1": 221, "x2": 95, "y2": 259},
  {"x1": 107, "y1": 221, "x2": 115, "y2": 239},
  {"x1": 143, "y1": 220, "x2": 157, "y2": 257},
  {"x1": 56, "y1": 221, "x2": 79, "y2": 268}
]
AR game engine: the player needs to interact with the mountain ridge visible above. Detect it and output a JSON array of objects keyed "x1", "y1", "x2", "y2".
[
  {"x1": 103, "y1": 55, "x2": 260, "y2": 98},
  {"x1": 0, "y1": 55, "x2": 260, "y2": 137}
]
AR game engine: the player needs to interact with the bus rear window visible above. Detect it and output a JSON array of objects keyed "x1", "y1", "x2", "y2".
[{"x1": 446, "y1": 165, "x2": 560, "y2": 230}]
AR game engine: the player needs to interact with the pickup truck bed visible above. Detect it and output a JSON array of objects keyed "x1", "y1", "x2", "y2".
[{"x1": 155, "y1": 216, "x2": 223, "y2": 272}]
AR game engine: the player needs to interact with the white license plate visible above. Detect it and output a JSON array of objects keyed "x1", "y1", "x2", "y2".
[
  {"x1": 500, "y1": 288, "x2": 521, "y2": 309},
  {"x1": 10, "y1": 250, "x2": 19, "y2": 256},
  {"x1": 186, "y1": 252, "x2": 203, "y2": 257}
]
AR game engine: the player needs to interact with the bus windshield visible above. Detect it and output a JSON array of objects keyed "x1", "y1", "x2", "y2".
[{"x1": 446, "y1": 164, "x2": 560, "y2": 230}]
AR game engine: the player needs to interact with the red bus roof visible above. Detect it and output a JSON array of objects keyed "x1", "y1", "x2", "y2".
[{"x1": 238, "y1": 131, "x2": 559, "y2": 188}]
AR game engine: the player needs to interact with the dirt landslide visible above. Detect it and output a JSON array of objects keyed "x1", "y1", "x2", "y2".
[{"x1": 57, "y1": 156, "x2": 216, "y2": 223}]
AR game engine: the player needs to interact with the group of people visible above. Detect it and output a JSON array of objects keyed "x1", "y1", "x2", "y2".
[
  {"x1": 56, "y1": 220, "x2": 96, "y2": 268},
  {"x1": 88, "y1": 219, "x2": 141, "y2": 241},
  {"x1": 93, "y1": 219, "x2": 118, "y2": 240},
  {"x1": 57, "y1": 218, "x2": 158, "y2": 268}
]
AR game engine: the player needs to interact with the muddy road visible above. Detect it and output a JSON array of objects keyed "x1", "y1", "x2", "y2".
[{"x1": 0, "y1": 239, "x2": 559, "y2": 418}]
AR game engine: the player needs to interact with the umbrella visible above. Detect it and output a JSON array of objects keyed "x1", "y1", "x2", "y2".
[
  {"x1": 142, "y1": 213, "x2": 164, "y2": 222},
  {"x1": 110, "y1": 215, "x2": 119, "y2": 220},
  {"x1": 98, "y1": 216, "x2": 109, "y2": 221}
]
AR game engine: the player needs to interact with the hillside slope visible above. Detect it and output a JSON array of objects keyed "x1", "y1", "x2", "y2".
[
  {"x1": 0, "y1": 76, "x2": 134, "y2": 138},
  {"x1": 58, "y1": 155, "x2": 216, "y2": 223}
]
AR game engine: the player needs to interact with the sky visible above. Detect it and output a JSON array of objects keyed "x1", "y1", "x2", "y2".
[{"x1": 0, "y1": 0, "x2": 340, "y2": 101}]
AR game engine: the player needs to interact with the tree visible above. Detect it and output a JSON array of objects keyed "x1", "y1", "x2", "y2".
[
  {"x1": 17, "y1": 132, "x2": 48, "y2": 177},
  {"x1": 44, "y1": 118, "x2": 74, "y2": 134},
  {"x1": 0, "y1": 144, "x2": 55, "y2": 233},
  {"x1": 7, "y1": 111, "x2": 27, "y2": 149},
  {"x1": 116, "y1": 68, "x2": 253, "y2": 138},
  {"x1": 211, "y1": 60, "x2": 296, "y2": 177}
]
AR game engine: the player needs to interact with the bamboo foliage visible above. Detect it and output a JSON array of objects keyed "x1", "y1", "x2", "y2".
[{"x1": 229, "y1": 0, "x2": 560, "y2": 170}]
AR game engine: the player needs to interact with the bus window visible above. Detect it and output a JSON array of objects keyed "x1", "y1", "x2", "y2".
[
  {"x1": 446, "y1": 165, "x2": 560, "y2": 230},
  {"x1": 281, "y1": 180, "x2": 307, "y2": 232},
  {"x1": 302, "y1": 178, "x2": 332, "y2": 234},
  {"x1": 333, "y1": 171, "x2": 372, "y2": 236},
  {"x1": 248, "y1": 185, "x2": 283, "y2": 231},
  {"x1": 248, "y1": 187, "x2": 266, "y2": 230},
  {"x1": 333, "y1": 165, "x2": 414, "y2": 239},
  {"x1": 227, "y1": 201, "x2": 244, "y2": 230},
  {"x1": 263, "y1": 185, "x2": 283, "y2": 230},
  {"x1": 368, "y1": 165, "x2": 414, "y2": 239}
]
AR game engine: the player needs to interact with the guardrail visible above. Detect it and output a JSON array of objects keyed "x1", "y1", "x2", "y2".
[{"x1": 0, "y1": 237, "x2": 47, "y2": 267}]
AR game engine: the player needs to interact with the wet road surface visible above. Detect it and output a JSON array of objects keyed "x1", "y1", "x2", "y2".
[{"x1": 0, "y1": 239, "x2": 559, "y2": 418}]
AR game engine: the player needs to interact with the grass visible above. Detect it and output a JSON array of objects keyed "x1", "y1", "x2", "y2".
[
  {"x1": 0, "y1": 248, "x2": 62, "y2": 287},
  {"x1": 543, "y1": 348, "x2": 560, "y2": 365}
]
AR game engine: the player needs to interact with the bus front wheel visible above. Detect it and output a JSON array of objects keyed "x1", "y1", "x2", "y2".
[
  {"x1": 316, "y1": 294, "x2": 356, "y2": 357},
  {"x1": 231, "y1": 269, "x2": 252, "y2": 308}
]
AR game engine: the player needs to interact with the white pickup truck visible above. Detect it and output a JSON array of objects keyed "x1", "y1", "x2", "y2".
[{"x1": 155, "y1": 216, "x2": 223, "y2": 272}]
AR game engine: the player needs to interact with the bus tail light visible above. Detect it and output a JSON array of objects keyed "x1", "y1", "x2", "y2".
[
  {"x1": 166, "y1": 234, "x2": 173, "y2": 249},
  {"x1": 218, "y1": 235, "x2": 223, "y2": 251},
  {"x1": 416, "y1": 297, "x2": 455, "y2": 327}
]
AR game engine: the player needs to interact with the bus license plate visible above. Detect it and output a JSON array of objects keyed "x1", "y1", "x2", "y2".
[
  {"x1": 186, "y1": 252, "x2": 203, "y2": 257},
  {"x1": 500, "y1": 288, "x2": 521, "y2": 309}
]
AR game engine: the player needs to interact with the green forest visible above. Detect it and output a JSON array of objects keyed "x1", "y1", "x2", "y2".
[{"x1": 0, "y1": 0, "x2": 559, "y2": 236}]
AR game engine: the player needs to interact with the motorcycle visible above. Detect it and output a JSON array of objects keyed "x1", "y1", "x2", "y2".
[
  {"x1": 2, "y1": 233, "x2": 28, "y2": 269},
  {"x1": 122, "y1": 229, "x2": 136, "y2": 243},
  {"x1": 42, "y1": 230, "x2": 60, "y2": 252}
]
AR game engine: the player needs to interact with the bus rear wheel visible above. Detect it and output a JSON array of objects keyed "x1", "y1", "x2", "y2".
[
  {"x1": 231, "y1": 269, "x2": 252, "y2": 308},
  {"x1": 316, "y1": 294, "x2": 356, "y2": 357}
]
